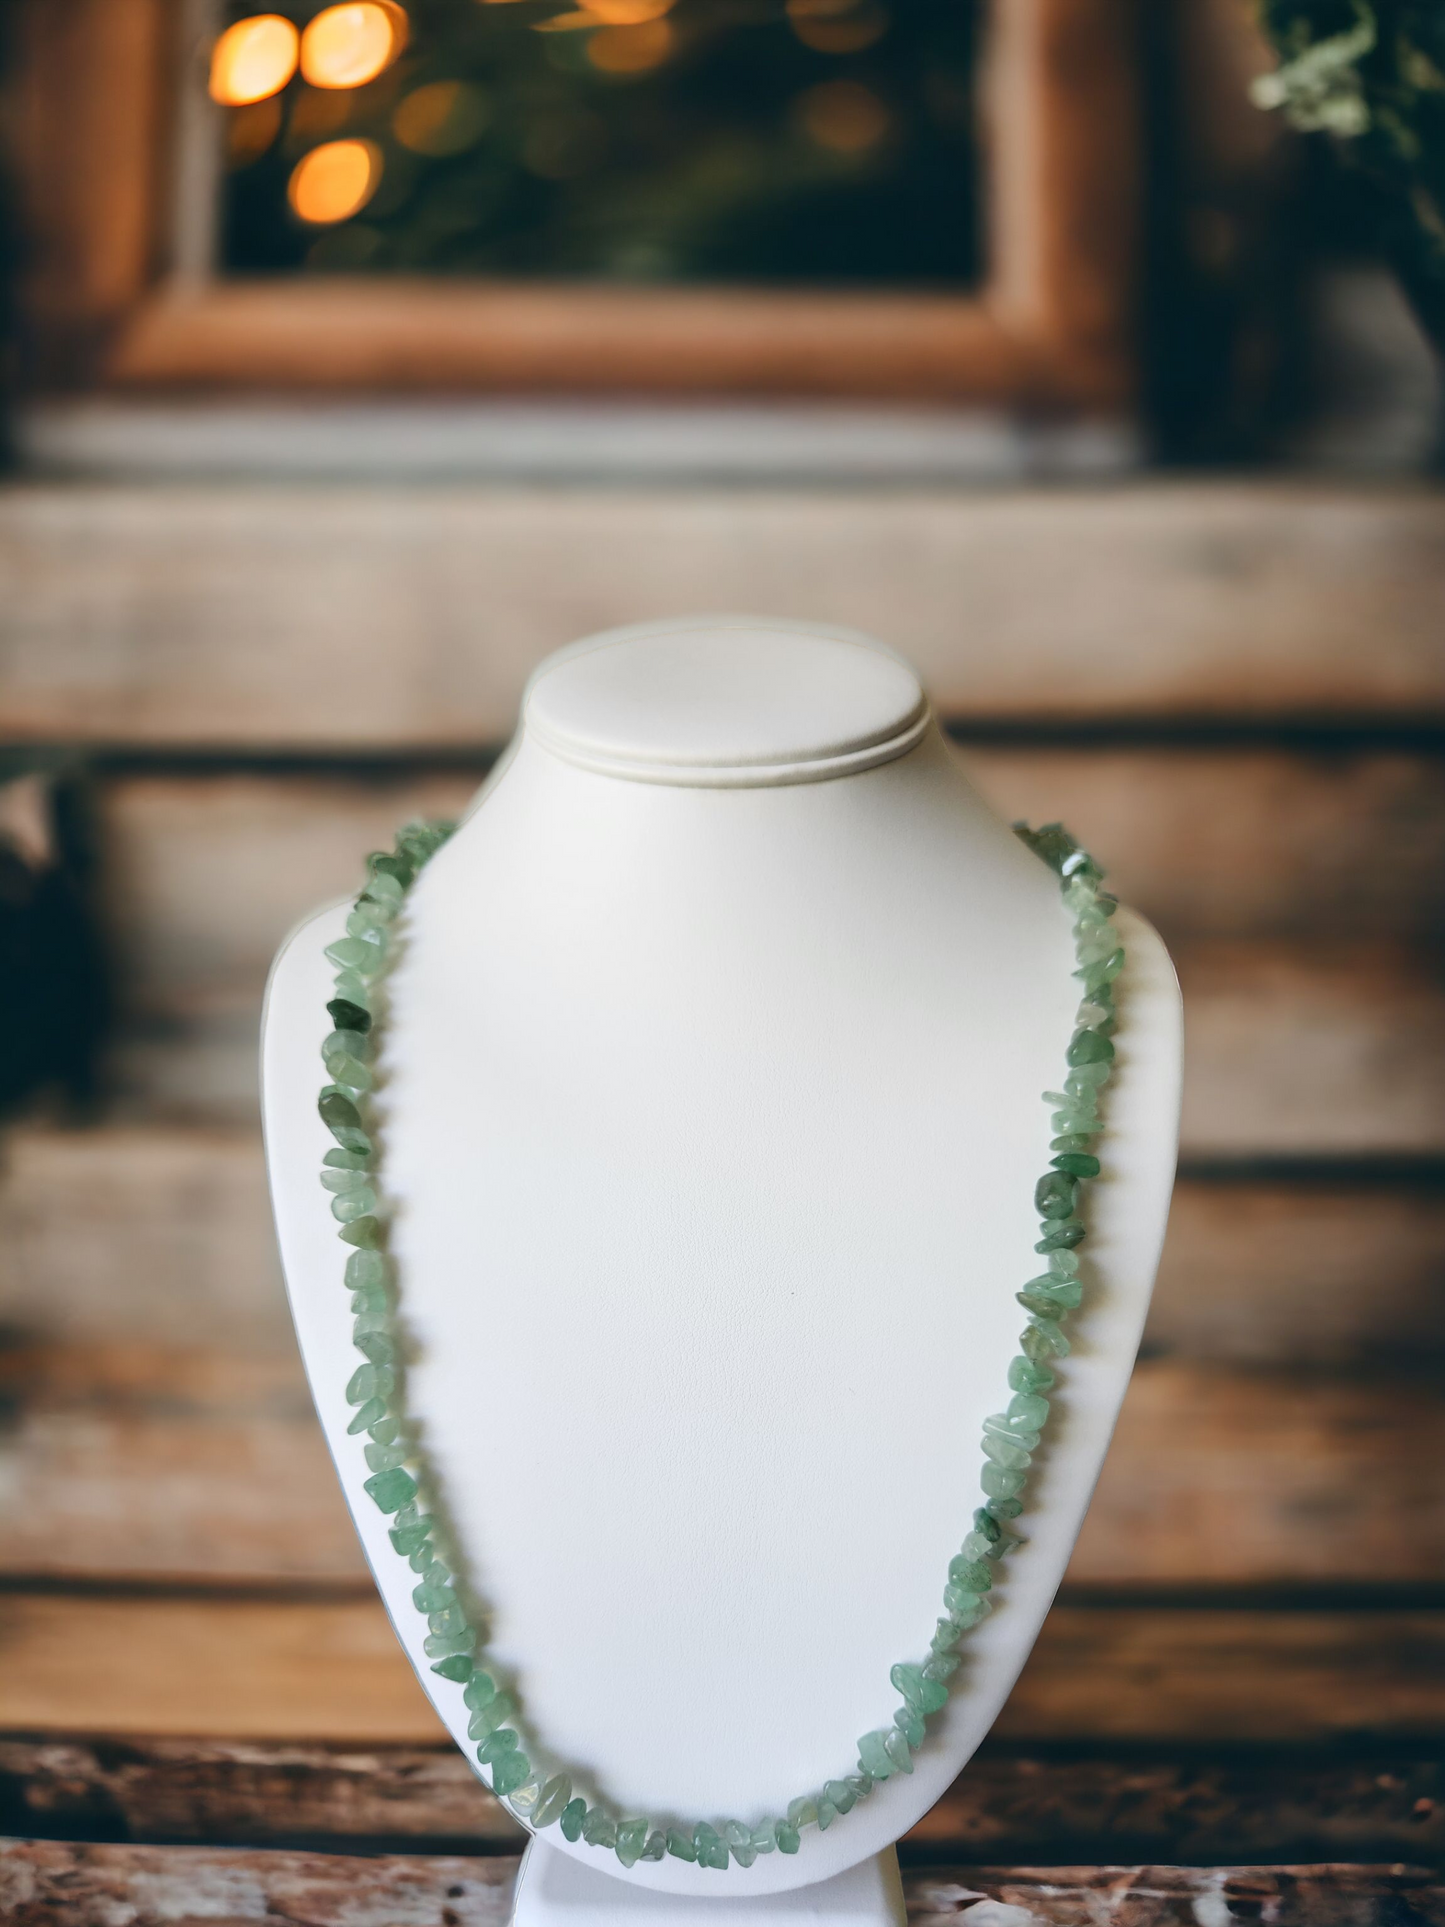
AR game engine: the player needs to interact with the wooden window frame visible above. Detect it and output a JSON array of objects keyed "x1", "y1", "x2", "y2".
[{"x1": 9, "y1": 0, "x2": 1137, "y2": 401}]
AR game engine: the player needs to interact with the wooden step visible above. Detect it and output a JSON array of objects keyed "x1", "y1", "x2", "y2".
[
  {"x1": 2, "y1": 484, "x2": 1442, "y2": 742},
  {"x1": 3, "y1": 1734, "x2": 1441, "y2": 1863},
  {"x1": 0, "y1": 1592, "x2": 1441, "y2": 1746},
  {"x1": 4, "y1": 1129, "x2": 1440, "y2": 1369},
  {"x1": 0, "y1": 1839, "x2": 1440, "y2": 1927}
]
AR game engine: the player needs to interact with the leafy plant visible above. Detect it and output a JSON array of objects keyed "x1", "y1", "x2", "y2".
[{"x1": 1253, "y1": 1, "x2": 1445, "y2": 350}]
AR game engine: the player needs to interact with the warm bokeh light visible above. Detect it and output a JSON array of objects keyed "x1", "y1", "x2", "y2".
[
  {"x1": 790, "y1": 8, "x2": 887, "y2": 52},
  {"x1": 795, "y1": 78, "x2": 889, "y2": 152},
  {"x1": 586, "y1": 18, "x2": 673, "y2": 70},
  {"x1": 209, "y1": 15, "x2": 299, "y2": 105},
  {"x1": 581, "y1": 0, "x2": 674, "y2": 25},
  {"x1": 299, "y1": 3, "x2": 407, "y2": 89},
  {"x1": 393, "y1": 80, "x2": 490, "y2": 155},
  {"x1": 287, "y1": 137, "x2": 383, "y2": 221}
]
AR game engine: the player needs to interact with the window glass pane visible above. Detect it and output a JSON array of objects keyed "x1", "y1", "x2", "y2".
[{"x1": 215, "y1": 0, "x2": 983, "y2": 285}]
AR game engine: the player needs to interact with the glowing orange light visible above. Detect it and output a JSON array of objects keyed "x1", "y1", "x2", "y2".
[
  {"x1": 795, "y1": 78, "x2": 889, "y2": 151},
  {"x1": 586, "y1": 17, "x2": 672, "y2": 69},
  {"x1": 790, "y1": 9, "x2": 887, "y2": 52},
  {"x1": 209, "y1": 14, "x2": 299, "y2": 105},
  {"x1": 582, "y1": 0, "x2": 673, "y2": 23},
  {"x1": 299, "y1": 3, "x2": 407, "y2": 89},
  {"x1": 287, "y1": 137, "x2": 383, "y2": 221}
]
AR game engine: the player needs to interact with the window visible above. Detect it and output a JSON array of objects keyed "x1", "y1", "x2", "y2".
[{"x1": 11, "y1": 0, "x2": 1137, "y2": 399}]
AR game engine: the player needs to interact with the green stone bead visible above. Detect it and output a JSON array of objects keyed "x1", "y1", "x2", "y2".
[
  {"x1": 825, "y1": 1778, "x2": 856, "y2": 1814},
  {"x1": 345, "y1": 1249, "x2": 388, "y2": 1290},
  {"x1": 1017, "y1": 1286, "x2": 1078, "y2": 1318},
  {"x1": 1008, "y1": 1355, "x2": 1055, "y2": 1393},
  {"x1": 408, "y1": 1541, "x2": 435, "y2": 1570},
  {"x1": 425, "y1": 1630, "x2": 471, "y2": 1659},
  {"x1": 328, "y1": 1057, "x2": 374, "y2": 1094},
  {"x1": 562, "y1": 1800, "x2": 588, "y2": 1843},
  {"x1": 816, "y1": 1799, "x2": 837, "y2": 1832},
  {"x1": 346, "y1": 1397, "x2": 387, "y2": 1434},
  {"x1": 468, "y1": 1693, "x2": 515, "y2": 1737},
  {"x1": 363, "y1": 1465, "x2": 416, "y2": 1512},
  {"x1": 944, "y1": 1583, "x2": 987, "y2": 1618},
  {"x1": 354, "y1": 1331, "x2": 395, "y2": 1367},
  {"x1": 883, "y1": 1728, "x2": 913, "y2": 1774},
  {"x1": 331, "y1": 1189, "x2": 376, "y2": 1224},
  {"x1": 981, "y1": 1461, "x2": 1026, "y2": 1499},
  {"x1": 775, "y1": 1823, "x2": 801, "y2": 1855},
  {"x1": 729, "y1": 1838, "x2": 757, "y2": 1867},
  {"x1": 1050, "y1": 1114, "x2": 1099, "y2": 1138},
  {"x1": 366, "y1": 1441, "x2": 406, "y2": 1472},
  {"x1": 1049, "y1": 1249, "x2": 1081, "y2": 1277},
  {"x1": 722, "y1": 1820, "x2": 752, "y2": 1851},
  {"x1": 947, "y1": 1557, "x2": 992, "y2": 1592},
  {"x1": 1071, "y1": 1025, "x2": 1117, "y2": 1071},
  {"x1": 346, "y1": 1363, "x2": 393, "y2": 1404},
  {"x1": 1008, "y1": 1391, "x2": 1050, "y2": 1429},
  {"x1": 923, "y1": 1653, "x2": 960, "y2": 1682},
  {"x1": 1076, "y1": 1000, "x2": 1113, "y2": 1030},
  {"x1": 533, "y1": 1775, "x2": 572, "y2": 1829},
  {"x1": 414, "y1": 1580, "x2": 457, "y2": 1612},
  {"x1": 389, "y1": 1519, "x2": 430, "y2": 1556},
  {"x1": 1021, "y1": 1317, "x2": 1071, "y2": 1360},
  {"x1": 493, "y1": 1752, "x2": 531, "y2": 1797},
  {"x1": 857, "y1": 1730, "x2": 894, "y2": 1779},
  {"x1": 321, "y1": 1166, "x2": 368, "y2": 1193},
  {"x1": 428, "y1": 1605, "x2": 468, "y2": 1639},
  {"x1": 325, "y1": 1146, "x2": 371, "y2": 1171},
  {"x1": 583, "y1": 1809, "x2": 618, "y2": 1850},
  {"x1": 1035, "y1": 1220, "x2": 1085, "y2": 1252},
  {"x1": 1069, "y1": 1060, "x2": 1112, "y2": 1087},
  {"x1": 987, "y1": 1496, "x2": 1024, "y2": 1519},
  {"x1": 328, "y1": 998, "x2": 373, "y2": 1034},
  {"x1": 509, "y1": 1778, "x2": 544, "y2": 1819},
  {"x1": 751, "y1": 1818, "x2": 779, "y2": 1852},
  {"x1": 332, "y1": 970, "x2": 370, "y2": 1005},
  {"x1": 641, "y1": 1832, "x2": 666, "y2": 1862},
  {"x1": 666, "y1": 1827, "x2": 698, "y2": 1861},
  {"x1": 318, "y1": 1089, "x2": 368, "y2": 1151},
  {"x1": 1051, "y1": 1152, "x2": 1100, "y2": 1178},
  {"x1": 476, "y1": 1729, "x2": 519, "y2": 1764},
  {"x1": 1049, "y1": 1135, "x2": 1091, "y2": 1155},
  {"x1": 894, "y1": 1707, "x2": 925, "y2": 1749},
  {"x1": 972, "y1": 1507, "x2": 1002, "y2": 1543},
  {"x1": 340, "y1": 1216, "x2": 384, "y2": 1250},
  {"x1": 787, "y1": 1797, "x2": 817, "y2": 1828},
  {"x1": 693, "y1": 1823, "x2": 727, "y2": 1869},
  {"x1": 1034, "y1": 1171, "x2": 1077, "y2": 1219},
  {"x1": 891, "y1": 1661, "x2": 939, "y2": 1712},
  {"x1": 930, "y1": 1618, "x2": 964, "y2": 1654},
  {"x1": 323, "y1": 1027, "x2": 372, "y2": 1062},
  {"x1": 616, "y1": 1819, "x2": 648, "y2": 1867},
  {"x1": 848, "y1": 1774, "x2": 873, "y2": 1800},
  {"x1": 367, "y1": 871, "x2": 405, "y2": 903},
  {"x1": 463, "y1": 1672, "x2": 498, "y2": 1709},
  {"x1": 324, "y1": 936, "x2": 383, "y2": 972},
  {"x1": 368, "y1": 1416, "x2": 400, "y2": 1445},
  {"x1": 981, "y1": 1433, "x2": 1033, "y2": 1471},
  {"x1": 431, "y1": 1655, "x2": 472, "y2": 1682}
]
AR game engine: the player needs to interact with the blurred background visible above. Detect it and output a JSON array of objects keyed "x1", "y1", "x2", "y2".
[{"x1": 0, "y1": 0, "x2": 1442, "y2": 1908}]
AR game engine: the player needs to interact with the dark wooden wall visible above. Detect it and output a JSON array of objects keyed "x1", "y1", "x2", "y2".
[{"x1": 0, "y1": 479, "x2": 1442, "y2": 1887}]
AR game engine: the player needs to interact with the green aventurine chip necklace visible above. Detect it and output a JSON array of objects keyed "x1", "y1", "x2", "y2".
[{"x1": 318, "y1": 817, "x2": 1124, "y2": 1871}]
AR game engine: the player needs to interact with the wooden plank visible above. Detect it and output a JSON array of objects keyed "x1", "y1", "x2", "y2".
[
  {"x1": 99, "y1": 937, "x2": 1445, "y2": 1157},
  {"x1": 1, "y1": 486, "x2": 1443, "y2": 742},
  {"x1": 2, "y1": 1350, "x2": 1439, "y2": 1586},
  {"x1": 5, "y1": 1737, "x2": 1443, "y2": 1864},
  {"x1": 1, "y1": 1596, "x2": 1444, "y2": 1749},
  {"x1": 5, "y1": 1129, "x2": 1439, "y2": 1369},
  {"x1": 1, "y1": 1845, "x2": 1437, "y2": 1927}
]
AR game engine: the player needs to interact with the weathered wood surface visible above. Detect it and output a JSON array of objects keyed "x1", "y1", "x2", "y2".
[
  {"x1": 4, "y1": 1738, "x2": 1443, "y2": 1863},
  {"x1": 94, "y1": 753, "x2": 1445, "y2": 1004},
  {"x1": 5, "y1": 1129, "x2": 1441, "y2": 1367},
  {"x1": 99, "y1": 937, "x2": 1445, "y2": 1155},
  {"x1": 0, "y1": 1842, "x2": 1440, "y2": 1927},
  {"x1": 1, "y1": 486, "x2": 1444, "y2": 742},
  {"x1": 0, "y1": 1593, "x2": 1441, "y2": 1745},
  {"x1": 0, "y1": 1346, "x2": 1440, "y2": 1586}
]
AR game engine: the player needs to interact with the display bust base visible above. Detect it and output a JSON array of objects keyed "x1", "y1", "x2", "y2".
[{"x1": 514, "y1": 1839, "x2": 905, "y2": 1927}]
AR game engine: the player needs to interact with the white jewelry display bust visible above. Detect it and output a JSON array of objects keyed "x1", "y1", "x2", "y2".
[{"x1": 262, "y1": 619, "x2": 1181, "y2": 1927}]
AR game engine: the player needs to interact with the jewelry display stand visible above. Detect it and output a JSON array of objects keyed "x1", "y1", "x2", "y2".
[{"x1": 262, "y1": 619, "x2": 1182, "y2": 1927}]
